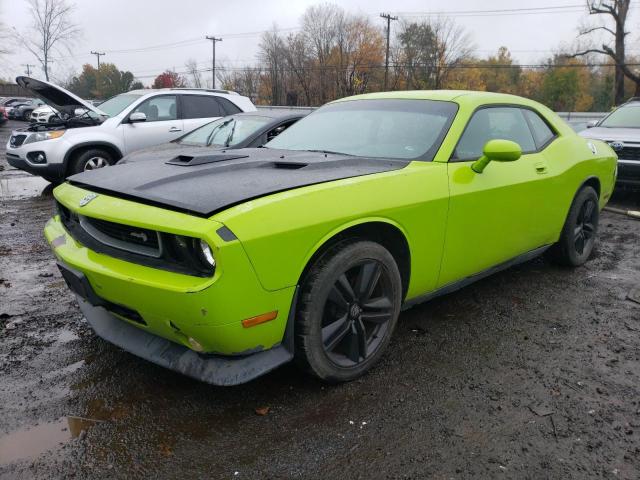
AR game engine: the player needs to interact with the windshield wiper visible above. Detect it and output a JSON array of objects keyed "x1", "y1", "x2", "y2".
[
  {"x1": 304, "y1": 149, "x2": 352, "y2": 156},
  {"x1": 204, "y1": 119, "x2": 234, "y2": 146},
  {"x1": 224, "y1": 119, "x2": 237, "y2": 147}
]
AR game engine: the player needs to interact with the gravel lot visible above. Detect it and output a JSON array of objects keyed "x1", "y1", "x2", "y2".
[{"x1": 0, "y1": 119, "x2": 639, "y2": 479}]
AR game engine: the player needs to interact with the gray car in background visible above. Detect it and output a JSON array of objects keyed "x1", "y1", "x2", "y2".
[{"x1": 580, "y1": 98, "x2": 640, "y2": 188}]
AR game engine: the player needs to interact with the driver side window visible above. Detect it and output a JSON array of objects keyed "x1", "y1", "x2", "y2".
[
  {"x1": 454, "y1": 107, "x2": 536, "y2": 161},
  {"x1": 131, "y1": 95, "x2": 177, "y2": 122}
]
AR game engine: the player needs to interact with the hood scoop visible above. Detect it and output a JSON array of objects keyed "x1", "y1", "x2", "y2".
[
  {"x1": 166, "y1": 153, "x2": 249, "y2": 166},
  {"x1": 273, "y1": 161, "x2": 308, "y2": 170}
]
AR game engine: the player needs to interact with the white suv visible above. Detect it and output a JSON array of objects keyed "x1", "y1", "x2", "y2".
[{"x1": 7, "y1": 76, "x2": 256, "y2": 182}]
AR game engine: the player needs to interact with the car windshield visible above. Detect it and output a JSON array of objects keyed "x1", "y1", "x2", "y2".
[
  {"x1": 599, "y1": 104, "x2": 640, "y2": 128},
  {"x1": 96, "y1": 93, "x2": 144, "y2": 117},
  {"x1": 266, "y1": 99, "x2": 458, "y2": 160},
  {"x1": 178, "y1": 115, "x2": 272, "y2": 147}
]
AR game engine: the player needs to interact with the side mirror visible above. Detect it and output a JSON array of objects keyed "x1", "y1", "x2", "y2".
[
  {"x1": 129, "y1": 112, "x2": 147, "y2": 123},
  {"x1": 471, "y1": 139, "x2": 522, "y2": 174},
  {"x1": 586, "y1": 120, "x2": 598, "y2": 128}
]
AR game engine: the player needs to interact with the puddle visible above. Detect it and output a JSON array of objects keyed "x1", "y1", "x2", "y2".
[
  {"x1": 0, "y1": 416, "x2": 100, "y2": 465},
  {"x1": 0, "y1": 172, "x2": 52, "y2": 201}
]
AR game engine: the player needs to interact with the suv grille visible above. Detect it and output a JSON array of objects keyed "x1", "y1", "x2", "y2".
[
  {"x1": 9, "y1": 134, "x2": 26, "y2": 147},
  {"x1": 617, "y1": 147, "x2": 640, "y2": 161}
]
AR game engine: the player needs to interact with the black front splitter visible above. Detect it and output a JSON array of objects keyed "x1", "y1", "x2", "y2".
[{"x1": 75, "y1": 296, "x2": 294, "y2": 386}]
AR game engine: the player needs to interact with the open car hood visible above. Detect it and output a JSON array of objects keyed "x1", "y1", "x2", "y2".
[{"x1": 16, "y1": 76, "x2": 106, "y2": 117}]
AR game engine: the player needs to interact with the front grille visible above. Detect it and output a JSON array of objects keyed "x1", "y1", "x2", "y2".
[
  {"x1": 617, "y1": 147, "x2": 640, "y2": 161},
  {"x1": 9, "y1": 134, "x2": 26, "y2": 147},
  {"x1": 83, "y1": 217, "x2": 160, "y2": 251},
  {"x1": 56, "y1": 201, "x2": 213, "y2": 278}
]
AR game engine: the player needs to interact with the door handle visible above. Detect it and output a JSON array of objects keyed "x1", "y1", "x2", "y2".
[
  {"x1": 535, "y1": 162, "x2": 548, "y2": 174},
  {"x1": 169, "y1": 127, "x2": 182, "y2": 133}
]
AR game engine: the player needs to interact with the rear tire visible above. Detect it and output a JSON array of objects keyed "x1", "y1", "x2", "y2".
[
  {"x1": 70, "y1": 149, "x2": 113, "y2": 175},
  {"x1": 545, "y1": 186, "x2": 599, "y2": 267},
  {"x1": 294, "y1": 240, "x2": 402, "y2": 382}
]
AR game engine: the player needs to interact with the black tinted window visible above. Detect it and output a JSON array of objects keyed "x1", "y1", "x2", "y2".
[
  {"x1": 217, "y1": 97, "x2": 242, "y2": 115},
  {"x1": 181, "y1": 96, "x2": 223, "y2": 119},
  {"x1": 455, "y1": 107, "x2": 536, "y2": 160},
  {"x1": 523, "y1": 109, "x2": 555, "y2": 148}
]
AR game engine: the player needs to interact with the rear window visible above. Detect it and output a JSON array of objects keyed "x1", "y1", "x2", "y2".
[{"x1": 181, "y1": 95, "x2": 223, "y2": 119}]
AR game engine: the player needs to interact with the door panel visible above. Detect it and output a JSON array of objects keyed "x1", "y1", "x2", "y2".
[
  {"x1": 122, "y1": 95, "x2": 183, "y2": 153},
  {"x1": 437, "y1": 106, "x2": 559, "y2": 287}
]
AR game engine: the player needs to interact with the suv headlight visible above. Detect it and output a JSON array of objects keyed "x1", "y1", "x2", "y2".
[{"x1": 25, "y1": 130, "x2": 65, "y2": 144}]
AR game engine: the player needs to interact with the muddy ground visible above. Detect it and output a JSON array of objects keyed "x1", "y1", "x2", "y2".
[{"x1": 0, "y1": 119, "x2": 639, "y2": 479}]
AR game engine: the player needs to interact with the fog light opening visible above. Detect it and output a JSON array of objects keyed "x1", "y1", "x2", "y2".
[
  {"x1": 241, "y1": 310, "x2": 278, "y2": 328},
  {"x1": 27, "y1": 151, "x2": 47, "y2": 164}
]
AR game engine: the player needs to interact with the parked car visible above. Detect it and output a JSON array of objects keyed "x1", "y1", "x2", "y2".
[
  {"x1": 1, "y1": 97, "x2": 30, "y2": 118},
  {"x1": 0, "y1": 106, "x2": 7, "y2": 126},
  {"x1": 580, "y1": 97, "x2": 640, "y2": 188},
  {"x1": 118, "y1": 110, "x2": 307, "y2": 164},
  {"x1": 30, "y1": 104, "x2": 60, "y2": 124},
  {"x1": 45, "y1": 91, "x2": 616, "y2": 386},
  {"x1": 8, "y1": 98, "x2": 46, "y2": 121},
  {"x1": 7, "y1": 76, "x2": 256, "y2": 182}
]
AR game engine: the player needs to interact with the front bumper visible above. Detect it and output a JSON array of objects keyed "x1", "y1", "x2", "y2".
[
  {"x1": 617, "y1": 159, "x2": 640, "y2": 187},
  {"x1": 45, "y1": 183, "x2": 296, "y2": 363},
  {"x1": 7, "y1": 153, "x2": 65, "y2": 181}
]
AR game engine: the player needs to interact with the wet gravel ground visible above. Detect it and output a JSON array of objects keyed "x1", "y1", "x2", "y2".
[{"x1": 0, "y1": 119, "x2": 639, "y2": 479}]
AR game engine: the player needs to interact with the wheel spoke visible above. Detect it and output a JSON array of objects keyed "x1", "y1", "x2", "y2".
[
  {"x1": 355, "y1": 262, "x2": 381, "y2": 301},
  {"x1": 362, "y1": 296, "x2": 392, "y2": 311},
  {"x1": 327, "y1": 284, "x2": 349, "y2": 309},
  {"x1": 336, "y1": 274, "x2": 357, "y2": 303},
  {"x1": 323, "y1": 314, "x2": 350, "y2": 352},
  {"x1": 346, "y1": 323, "x2": 361, "y2": 362},
  {"x1": 573, "y1": 225, "x2": 583, "y2": 237},
  {"x1": 361, "y1": 311, "x2": 392, "y2": 324},
  {"x1": 354, "y1": 318, "x2": 368, "y2": 359},
  {"x1": 575, "y1": 231, "x2": 585, "y2": 255},
  {"x1": 583, "y1": 222, "x2": 595, "y2": 238}
]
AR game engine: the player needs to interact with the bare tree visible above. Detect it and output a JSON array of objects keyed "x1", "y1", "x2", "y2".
[
  {"x1": 258, "y1": 26, "x2": 286, "y2": 105},
  {"x1": 185, "y1": 58, "x2": 202, "y2": 88},
  {"x1": 430, "y1": 18, "x2": 474, "y2": 89},
  {"x1": 573, "y1": 0, "x2": 637, "y2": 104},
  {"x1": 18, "y1": 0, "x2": 80, "y2": 80}
]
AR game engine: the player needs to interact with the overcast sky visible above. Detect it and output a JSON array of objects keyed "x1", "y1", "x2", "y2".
[{"x1": 1, "y1": 0, "x2": 638, "y2": 86}]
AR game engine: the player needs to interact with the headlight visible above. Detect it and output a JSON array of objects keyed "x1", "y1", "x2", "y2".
[
  {"x1": 24, "y1": 130, "x2": 65, "y2": 144},
  {"x1": 161, "y1": 234, "x2": 216, "y2": 276},
  {"x1": 199, "y1": 240, "x2": 215, "y2": 267}
]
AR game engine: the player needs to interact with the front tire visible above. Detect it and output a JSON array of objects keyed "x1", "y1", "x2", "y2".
[
  {"x1": 23, "y1": 110, "x2": 32, "y2": 121},
  {"x1": 546, "y1": 185, "x2": 599, "y2": 267},
  {"x1": 70, "y1": 149, "x2": 114, "y2": 175},
  {"x1": 295, "y1": 240, "x2": 402, "y2": 382}
]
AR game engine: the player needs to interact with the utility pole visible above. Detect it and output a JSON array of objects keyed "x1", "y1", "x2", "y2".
[
  {"x1": 205, "y1": 36, "x2": 222, "y2": 89},
  {"x1": 90, "y1": 51, "x2": 106, "y2": 68},
  {"x1": 380, "y1": 13, "x2": 398, "y2": 91},
  {"x1": 22, "y1": 64, "x2": 36, "y2": 75}
]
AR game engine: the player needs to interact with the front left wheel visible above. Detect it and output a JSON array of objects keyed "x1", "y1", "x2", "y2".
[
  {"x1": 295, "y1": 240, "x2": 402, "y2": 383},
  {"x1": 70, "y1": 148, "x2": 114, "y2": 175}
]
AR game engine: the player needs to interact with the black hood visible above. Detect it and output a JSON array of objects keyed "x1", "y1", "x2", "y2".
[
  {"x1": 69, "y1": 148, "x2": 409, "y2": 217},
  {"x1": 16, "y1": 76, "x2": 105, "y2": 117}
]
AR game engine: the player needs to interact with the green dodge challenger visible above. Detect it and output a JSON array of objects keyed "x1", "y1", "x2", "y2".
[{"x1": 44, "y1": 91, "x2": 617, "y2": 385}]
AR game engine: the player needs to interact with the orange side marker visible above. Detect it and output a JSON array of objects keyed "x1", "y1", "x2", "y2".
[{"x1": 241, "y1": 311, "x2": 278, "y2": 328}]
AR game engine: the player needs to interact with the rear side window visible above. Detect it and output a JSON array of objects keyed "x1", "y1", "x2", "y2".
[
  {"x1": 523, "y1": 109, "x2": 555, "y2": 149},
  {"x1": 181, "y1": 95, "x2": 223, "y2": 119},
  {"x1": 454, "y1": 107, "x2": 536, "y2": 161},
  {"x1": 217, "y1": 97, "x2": 242, "y2": 115}
]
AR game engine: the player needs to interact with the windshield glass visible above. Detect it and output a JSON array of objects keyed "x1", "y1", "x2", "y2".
[
  {"x1": 266, "y1": 99, "x2": 457, "y2": 160},
  {"x1": 178, "y1": 115, "x2": 272, "y2": 147},
  {"x1": 97, "y1": 93, "x2": 144, "y2": 117},
  {"x1": 600, "y1": 104, "x2": 640, "y2": 128}
]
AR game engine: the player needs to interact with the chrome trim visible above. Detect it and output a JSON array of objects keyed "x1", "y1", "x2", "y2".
[
  {"x1": 617, "y1": 159, "x2": 640, "y2": 164},
  {"x1": 79, "y1": 215, "x2": 162, "y2": 258}
]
